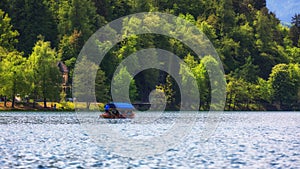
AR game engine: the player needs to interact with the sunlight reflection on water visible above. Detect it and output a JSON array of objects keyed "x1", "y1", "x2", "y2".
[{"x1": 0, "y1": 111, "x2": 299, "y2": 168}]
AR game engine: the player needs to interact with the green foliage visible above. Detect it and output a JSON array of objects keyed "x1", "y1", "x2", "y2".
[
  {"x1": 58, "y1": 0, "x2": 105, "y2": 41},
  {"x1": 0, "y1": 51, "x2": 27, "y2": 107},
  {"x1": 292, "y1": 13, "x2": 300, "y2": 27},
  {"x1": 3, "y1": 0, "x2": 58, "y2": 55},
  {"x1": 268, "y1": 63, "x2": 300, "y2": 109},
  {"x1": 0, "y1": 0, "x2": 300, "y2": 110},
  {"x1": 290, "y1": 13, "x2": 300, "y2": 47},
  {"x1": 60, "y1": 91, "x2": 67, "y2": 103},
  {"x1": 28, "y1": 38, "x2": 61, "y2": 107},
  {"x1": 72, "y1": 56, "x2": 98, "y2": 109},
  {"x1": 58, "y1": 30, "x2": 82, "y2": 84},
  {"x1": 217, "y1": 0, "x2": 236, "y2": 34},
  {"x1": 111, "y1": 67, "x2": 138, "y2": 102},
  {"x1": 226, "y1": 75, "x2": 261, "y2": 110},
  {"x1": 257, "y1": 77, "x2": 272, "y2": 103},
  {"x1": 56, "y1": 101, "x2": 75, "y2": 111},
  {"x1": 285, "y1": 46, "x2": 300, "y2": 63},
  {"x1": 0, "y1": 9, "x2": 19, "y2": 51},
  {"x1": 95, "y1": 68, "x2": 109, "y2": 103},
  {"x1": 233, "y1": 56, "x2": 259, "y2": 83},
  {"x1": 197, "y1": 21, "x2": 217, "y2": 42},
  {"x1": 156, "y1": 75, "x2": 176, "y2": 108},
  {"x1": 191, "y1": 60, "x2": 209, "y2": 110}
]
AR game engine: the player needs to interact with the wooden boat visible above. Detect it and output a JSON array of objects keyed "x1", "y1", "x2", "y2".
[{"x1": 100, "y1": 102, "x2": 135, "y2": 119}]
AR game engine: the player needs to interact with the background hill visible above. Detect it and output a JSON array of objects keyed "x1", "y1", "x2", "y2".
[{"x1": 0, "y1": 0, "x2": 299, "y2": 111}]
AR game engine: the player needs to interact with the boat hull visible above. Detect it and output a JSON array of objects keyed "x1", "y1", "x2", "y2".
[{"x1": 100, "y1": 112, "x2": 135, "y2": 119}]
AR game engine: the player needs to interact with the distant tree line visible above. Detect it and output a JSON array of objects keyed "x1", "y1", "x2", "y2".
[{"x1": 0, "y1": 0, "x2": 299, "y2": 110}]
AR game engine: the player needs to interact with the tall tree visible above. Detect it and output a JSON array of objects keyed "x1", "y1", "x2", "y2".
[
  {"x1": 28, "y1": 38, "x2": 61, "y2": 108},
  {"x1": 290, "y1": 14, "x2": 300, "y2": 47},
  {"x1": 58, "y1": 0, "x2": 105, "y2": 42},
  {"x1": 254, "y1": 9, "x2": 273, "y2": 51},
  {"x1": 156, "y1": 75, "x2": 176, "y2": 109},
  {"x1": 109, "y1": 0, "x2": 132, "y2": 20},
  {"x1": 5, "y1": 0, "x2": 58, "y2": 55},
  {"x1": 217, "y1": 0, "x2": 236, "y2": 35},
  {"x1": 95, "y1": 68, "x2": 109, "y2": 103},
  {"x1": 92, "y1": 0, "x2": 111, "y2": 20},
  {"x1": 58, "y1": 30, "x2": 82, "y2": 85},
  {"x1": 253, "y1": 0, "x2": 266, "y2": 10},
  {"x1": 111, "y1": 66, "x2": 138, "y2": 102},
  {"x1": 72, "y1": 56, "x2": 98, "y2": 109},
  {"x1": 0, "y1": 9, "x2": 23, "y2": 108},
  {"x1": 0, "y1": 51, "x2": 27, "y2": 108},
  {"x1": 0, "y1": 9, "x2": 19, "y2": 52},
  {"x1": 292, "y1": 13, "x2": 300, "y2": 27},
  {"x1": 268, "y1": 64, "x2": 298, "y2": 109},
  {"x1": 233, "y1": 56, "x2": 259, "y2": 83}
]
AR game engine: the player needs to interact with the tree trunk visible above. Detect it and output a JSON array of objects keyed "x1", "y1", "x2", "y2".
[
  {"x1": 4, "y1": 96, "x2": 7, "y2": 107},
  {"x1": 32, "y1": 89, "x2": 36, "y2": 108},
  {"x1": 86, "y1": 102, "x2": 91, "y2": 109},
  {"x1": 227, "y1": 94, "x2": 232, "y2": 110},
  {"x1": 44, "y1": 97, "x2": 47, "y2": 108},
  {"x1": 11, "y1": 95, "x2": 15, "y2": 108},
  {"x1": 11, "y1": 76, "x2": 16, "y2": 108}
]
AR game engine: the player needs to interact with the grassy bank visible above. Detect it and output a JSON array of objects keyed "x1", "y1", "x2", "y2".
[
  {"x1": 0, "y1": 101, "x2": 106, "y2": 111},
  {"x1": 0, "y1": 102, "x2": 74, "y2": 111}
]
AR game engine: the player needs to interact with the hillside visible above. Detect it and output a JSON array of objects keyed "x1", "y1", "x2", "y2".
[{"x1": 0, "y1": 0, "x2": 299, "y2": 111}]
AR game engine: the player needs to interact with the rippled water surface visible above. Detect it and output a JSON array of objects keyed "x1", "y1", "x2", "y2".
[{"x1": 0, "y1": 111, "x2": 300, "y2": 168}]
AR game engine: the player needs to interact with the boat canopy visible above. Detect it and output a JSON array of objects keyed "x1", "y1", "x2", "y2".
[{"x1": 104, "y1": 102, "x2": 134, "y2": 110}]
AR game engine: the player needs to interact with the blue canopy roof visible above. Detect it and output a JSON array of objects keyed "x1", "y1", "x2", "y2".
[{"x1": 105, "y1": 102, "x2": 134, "y2": 110}]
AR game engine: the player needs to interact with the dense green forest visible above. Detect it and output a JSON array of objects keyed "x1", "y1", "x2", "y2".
[{"x1": 0, "y1": 0, "x2": 299, "y2": 110}]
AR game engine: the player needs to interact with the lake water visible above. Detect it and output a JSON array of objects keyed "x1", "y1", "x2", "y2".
[{"x1": 0, "y1": 112, "x2": 299, "y2": 168}]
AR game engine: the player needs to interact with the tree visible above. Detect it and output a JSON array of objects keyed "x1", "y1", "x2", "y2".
[
  {"x1": 289, "y1": 25, "x2": 300, "y2": 47},
  {"x1": 197, "y1": 20, "x2": 217, "y2": 44},
  {"x1": 253, "y1": 0, "x2": 266, "y2": 10},
  {"x1": 0, "y1": 9, "x2": 19, "y2": 52},
  {"x1": 111, "y1": 66, "x2": 137, "y2": 102},
  {"x1": 92, "y1": 0, "x2": 111, "y2": 19},
  {"x1": 254, "y1": 9, "x2": 273, "y2": 51},
  {"x1": 288, "y1": 63, "x2": 300, "y2": 108},
  {"x1": 129, "y1": 0, "x2": 155, "y2": 13},
  {"x1": 268, "y1": 64, "x2": 299, "y2": 109},
  {"x1": 58, "y1": 30, "x2": 82, "y2": 85},
  {"x1": 226, "y1": 76, "x2": 256, "y2": 110},
  {"x1": 200, "y1": 55, "x2": 226, "y2": 110},
  {"x1": 290, "y1": 14, "x2": 300, "y2": 47},
  {"x1": 0, "y1": 9, "x2": 24, "y2": 108},
  {"x1": 109, "y1": 0, "x2": 132, "y2": 20},
  {"x1": 233, "y1": 56, "x2": 259, "y2": 83},
  {"x1": 285, "y1": 46, "x2": 300, "y2": 63},
  {"x1": 218, "y1": 36, "x2": 240, "y2": 73},
  {"x1": 256, "y1": 77, "x2": 272, "y2": 104},
  {"x1": 216, "y1": 0, "x2": 236, "y2": 35},
  {"x1": 292, "y1": 13, "x2": 300, "y2": 27},
  {"x1": 5, "y1": 0, "x2": 58, "y2": 55},
  {"x1": 182, "y1": 54, "x2": 209, "y2": 109},
  {"x1": 58, "y1": 0, "x2": 105, "y2": 42},
  {"x1": 95, "y1": 68, "x2": 109, "y2": 103},
  {"x1": 28, "y1": 38, "x2": 61, "y2": 108},
  {"x1": 191, "y1": 61, "x2": 209, "y2": 110},
  {"x1": 230, "y1": 21, "x2": 256, "y2": 63},
  {"x1": 167, "y1": 0, "x2": 205, "y2": 18},
  {"x1": 73, "y1": 56, "x2": 98, "y2": 109},
  {"x1": 156, "y1": 75, "x2": 176, "y2": 109},
  {"x1": 252, "y1": 8, "x2": 285, "y2": 79},
  {"x1": 0, "y1": 51, "x2": 27, "y2": 108},
  {"x1": 58, "y1": 30, "x2": 82, "y2": 61}
]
